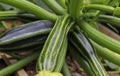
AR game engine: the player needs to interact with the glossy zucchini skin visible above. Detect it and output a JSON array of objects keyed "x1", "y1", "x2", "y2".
[
  {"x1": 37, "y1": 15, "x2": 74, "y2": 72},
  {"x1": 0, "y1": 20, "x2": 53, "y2": 52},
  {"x1": 68, "y1": 27, "x2": 107, "y2": 76},
  {"x1": 0, "y1": 35, "x2": 47, "y2": 52}
]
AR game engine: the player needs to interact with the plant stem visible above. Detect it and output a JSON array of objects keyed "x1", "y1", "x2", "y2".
[
  {"x1": 6, "y1": 53, "x2": 26, "y2": 59},
  {"x1": 0, "y1": 11, "x2": 38, "y2": 21},
  {"x1": 0, "y1": 0, "x2": 58, "y2": 21},
  {"x1": 67, "y1": 0, "x2": 84, "y2": 20},
  {"x1": 58, "y1": 0, "x2": 66, "y2": 8},
  {"x1": 1, "y1": 21, "x2": 8, "y2": 30},
  {"x1": 0, "y1": 11, "x2": 18, "y2": 20},
  {"x1": 0, "y1": 11, "x2": 18, "y2": 17},
  {"x1": 61, "y1": 61, "x2": 71, "y2": 76},
  {"x1": 86, "y1": 5, "x2": 120, "y2": 17},
  {"x1": 79, "y1": 21, "x2": 120, "y2": 54},
  {"x1": 90, "y1": 0, "x2": 105, "y2": 4},
  {"x1": 91, "y1": 40, "x2": 120, "y2": 66},
  {"x1": 85, "y1": 13, "x2": 120, "y2": 27},
  {"x1": 43, "y1": 0, "x2": 66, "y2": 15},
  {"x1": 0, "y1": 51, "x2": 39, "y2": 76},
  {"x1": 85, "y1": 4, "x2": 114, "y2": 14},
  {"x1": 98, "y1": 15, "x2": 120, "y2": 26}
]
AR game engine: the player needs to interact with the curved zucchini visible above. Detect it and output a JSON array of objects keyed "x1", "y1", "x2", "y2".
[
  {"x1": 37, "y1": 15, "x2": 74, "y2": 75},
  {"x1": 68, "y1": 26, "x2": 108, "y2": 76},
  {"x1": 0, "y1": 20, "x2": 53, "y2": 52}
]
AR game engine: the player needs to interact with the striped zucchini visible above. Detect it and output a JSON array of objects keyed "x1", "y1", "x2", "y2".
[
  {"x1": 68, "y1": 44, "x2": 95, "y2": 76},
  {"x1": 68, "y1": 26, "x2": 108, "y2": 76},
  {"x1": 0, "y1": 20, "x2": 53, "y2": 52},
  {"x1": 36, "y1": 15, "x2": 74, "y2": 75}
]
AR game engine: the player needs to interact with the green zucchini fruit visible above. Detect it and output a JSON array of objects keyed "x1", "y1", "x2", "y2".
[
  {"x1": 68, "y1": 26, "x2": 108, "y2": 76},
  {"x1": 36, "y1": 15, "x2": 74, "y2": 75},
  {"x1": 0, "y1": 35, "x2": 47, "y2": 52},
  {"x1": 0, "y1": 20, "x2": 53, "y2": 52},
  {"x1": 68, "y1": 43, "x2": 95, "y2": 76}
]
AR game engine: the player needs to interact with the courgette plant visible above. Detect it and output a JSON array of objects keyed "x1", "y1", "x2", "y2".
[{"x1": 0, "y1": 0, "x2": 120, "y2": 76}]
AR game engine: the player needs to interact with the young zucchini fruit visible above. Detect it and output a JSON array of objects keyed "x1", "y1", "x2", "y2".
[
  {"x1": 0, "y1": 20, "x2": 53, "y2": 52},
  {"x1": 36, "y1": 15, "x2": 74, "y2": 76},
  {"x1": 68, "y1": 26, "x2": 108, "y2": 76}
]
